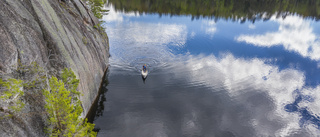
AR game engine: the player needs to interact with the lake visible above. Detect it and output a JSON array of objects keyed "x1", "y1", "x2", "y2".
[{"x1": 92, "y1": 1, "x2": 320, "y2": 136}]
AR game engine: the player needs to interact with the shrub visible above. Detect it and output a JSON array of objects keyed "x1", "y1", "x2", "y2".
[
  {"x1": 0, "y1": 78, "x2": 25, "y2": 118},
  {"x1": 43, "y1": 68, "x2": 96, "y2": 137}
]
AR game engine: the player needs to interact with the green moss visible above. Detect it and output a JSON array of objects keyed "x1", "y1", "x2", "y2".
[
  {"x1": 32, "y1": 0, "x2": 76, "y2": 69},
  {"x1": 82, "y1": 36, "x2": 88, "y2": 45},
  {"x1": 93, "y1": 22, "x2": 107, "y2": 39}
]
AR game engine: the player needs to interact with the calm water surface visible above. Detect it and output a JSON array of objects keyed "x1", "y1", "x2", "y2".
[{"x1": 93, "y1": 1, "x2": 320, "y2": 136}]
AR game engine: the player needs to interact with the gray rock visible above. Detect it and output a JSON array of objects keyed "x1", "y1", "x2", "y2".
[{"x1": 0, "y1": 0, "x2": 109, "y2": 136}]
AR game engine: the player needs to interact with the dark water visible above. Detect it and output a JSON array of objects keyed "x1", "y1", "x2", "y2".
[{"x1": 93, "y1": 1, "x2": 320, "y2": 136}]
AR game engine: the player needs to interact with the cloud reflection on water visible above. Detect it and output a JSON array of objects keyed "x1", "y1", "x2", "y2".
[
  {"x1": 102, "y1": 7, "x2": 187, "y2": 71},
  {"x1": 103, "y1": 52, "x2": 320, "y2": 136},
  {"x1": 236, "y1": 15, "x2": 320, "y2": 60},
  {"x1": 99, "y1": 6, "x2": 320, "y2": 136},
  {"x1": 202, "y1": 20, "x2": 217, "y2": 37},
  {"x1": 169, "y1": 53, "x2": 318, "y2": 136},
  {"x1": 103, "y1": 4, "x2": 138, "y2": 22}
]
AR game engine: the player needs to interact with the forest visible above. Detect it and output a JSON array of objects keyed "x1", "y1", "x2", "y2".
[{"x1": 109, "y1": 0, "x2": 320, "y2": 22}]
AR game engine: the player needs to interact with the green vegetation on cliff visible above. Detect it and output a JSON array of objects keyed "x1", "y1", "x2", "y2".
[
  {"x1": 83, "y1": 0, "x2": 108, "y2": 19},
  {"x1": 0, "y1": 61, "x2": 45, "y2": 118},
  {"x1": 0, "y1": 0, "x2": 109, "y2": 136},
  {"x1": 44, "y1": 68, "x2": 96, "y2": 137},
  {"x1": 0, "y1": 78, "x2": 24, "y2": 118},
  {"x1": 0, "y1": 64, "x2": 96, "y2": 136},
  {"x1": 82, "y1": 0, "x2": 108, "y2": 39}
]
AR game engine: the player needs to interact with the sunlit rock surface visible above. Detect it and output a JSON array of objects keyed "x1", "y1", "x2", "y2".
[{"x1": 0, "y1": 0, "x2": 109, "y2": 136}]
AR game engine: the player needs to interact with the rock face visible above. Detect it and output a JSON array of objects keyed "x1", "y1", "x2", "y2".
[{"x1": 0, "y1": 0, "x2": 109, "y2": 136}]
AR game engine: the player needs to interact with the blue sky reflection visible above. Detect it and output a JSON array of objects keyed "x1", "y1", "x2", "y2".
[{"x1": 100, "y1": 5, "x2": 320, "y2": 136}]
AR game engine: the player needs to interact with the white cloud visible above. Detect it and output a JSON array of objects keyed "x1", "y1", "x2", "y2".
[
  {"x1": 202, "y1": 20, "x2": 217, "y2": 36},
  {"x1": 236, "y1": 15, "x2": 320, "y2": 60},
  {"x1": 109, "y1": 51, "x2": 319, "y2": 136},
  {"x1": 107, "y1": 21, "x2": 187, "y2": 71},
  {"x1": 130, "y1": 23, "x2": 187, "y2": 47},
  {"x1": 190, "y1": 31, "x2": 196, "y2": 38},
  {"x1": 296, "y1": 86, "x2": 320, "y2": 136},
  {"x1": 109, "y1": 22, "x2": 187, "y2": 48},
  {"x1": 299, "y1": 86, "x2": 320, "y2": 116},
  {"x1": 102, "y1": 4, "x2": 138, "y2": 22},
  {"x1": 249, "y1": 24, "x2": 256, "y2": 29},
  {"x1": 102, "y1": 8, "x2": 320, "y2": 135},
  {"x1": 165, "y1": 53, "x2": 319, "y2": 136}
]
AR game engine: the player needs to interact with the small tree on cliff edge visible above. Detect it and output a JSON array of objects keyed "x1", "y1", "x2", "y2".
[
  {"x1": 83, "y1": 0, "x2": 108, "y2": 19},
  {"x1": 43, "y1": 68, "x2": 96, "y2": 137}
]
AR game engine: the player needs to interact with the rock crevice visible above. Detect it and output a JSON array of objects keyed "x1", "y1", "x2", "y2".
[{"x1": 0, "y1": 0, "x2": 109, "y2": 136}]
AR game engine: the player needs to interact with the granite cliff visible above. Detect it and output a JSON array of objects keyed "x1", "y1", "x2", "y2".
[{"x1": 0, "y1": 0, "x2": 109, "y2": 136}]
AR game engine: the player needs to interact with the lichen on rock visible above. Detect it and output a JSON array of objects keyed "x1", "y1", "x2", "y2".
[{"x1": 0, "y1": 0, "x2": 109, "y2": 136}]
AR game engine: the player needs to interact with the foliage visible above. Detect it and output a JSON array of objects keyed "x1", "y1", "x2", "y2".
[
  {"x1": 0, "y1": 78, "x2": 25, "y2": 117},
  {"x1": 43, "y1": 69, "x2": 96, "y2": 137},
  {"x1": 108, "y1": 0, "x2": 320, "y2": 22},
  {"x1": 83, "y1": 0, "x2": 109, "y2": 19},
  {"x1": 83, "y1": 0, "x2": 109, "y2": 39},
  {"x1": 18, "y1": 61, "x2": 47, "y2": 90},
  {"x1": 93, "y1": 21, "x2": 107, "y2": 38},
  {"x1": 0, "y1": 61, "x2": 96, "y2": 136},
  {"x1": 0, "y1": 61, "x2": 47, "y2": 119},
  {"x1": 62, "y1": 68, "x2": 81, "y2": 101}
]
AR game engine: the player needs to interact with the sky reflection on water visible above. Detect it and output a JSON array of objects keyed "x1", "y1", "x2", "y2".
[
  {"x1": 94, "y1": 4, "x2": 320, "y2": 136},
  {"x1": 236, "y1": 15, "x2": 320, "y2": 61}
]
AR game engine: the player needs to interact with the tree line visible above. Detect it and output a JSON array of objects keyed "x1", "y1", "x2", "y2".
[{"x1": 108, "y1": 0, "x2": 320, "y2": 22}]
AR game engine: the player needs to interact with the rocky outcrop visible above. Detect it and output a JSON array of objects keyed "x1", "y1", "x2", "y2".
[{"x1": 0, "y1": 0, "x2": 109, "y2": 136}]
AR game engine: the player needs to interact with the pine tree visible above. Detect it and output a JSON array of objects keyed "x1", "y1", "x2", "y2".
[
  {"x1": 43, "y1": 69, "x2": 96, "y2": 137},
  {"x1": 0, "y1": 78, "x2": 25, "y2": 118},
  {"x1": 83, "y1": 0, "x2": 108, "y2": 19}
]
